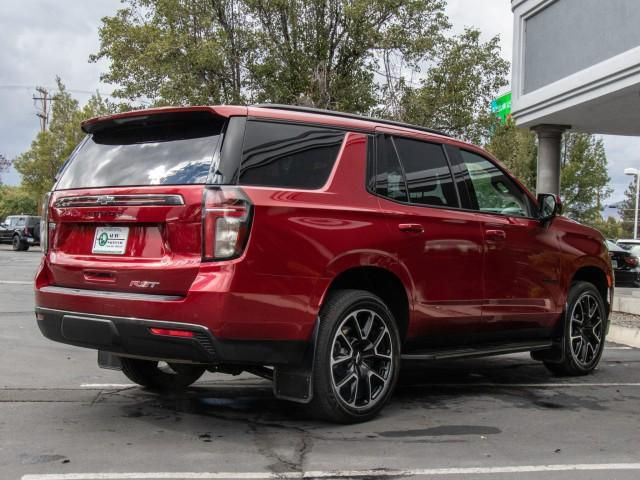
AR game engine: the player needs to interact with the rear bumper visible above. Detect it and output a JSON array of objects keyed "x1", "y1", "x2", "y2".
[
  {"x1": 35, "y1": 307, "x2": 308, "y2": 366},
  {"x1": 614, "y1": 269, "x2": 640, "y2": 287}
]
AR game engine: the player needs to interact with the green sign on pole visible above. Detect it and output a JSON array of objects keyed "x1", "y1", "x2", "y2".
[{"x1": 491, "y1": 91, "x2": 512, "y2": 124}]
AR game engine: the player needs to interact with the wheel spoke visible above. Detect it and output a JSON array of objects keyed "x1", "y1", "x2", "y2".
[
  {"x1": 336, "y1": 371, "x2": 357, "y2": 389},
  {"x1": 350, "y1": 314, "x2": 366, "y2": 341},
  {"x1": 580, "y1": 337, "x2": 589, "y2": 363},
  {"x1": 331, "y1": 354, "x2": 352, "y2": 367},
  {"x1": 349, "y1": 374, "x2": 360, "y2": 405},
  {"x1": 589, "y1": 297, "x2": 598, "y2": 320},
  {"x1": 338, "y1": 332, "x2": 354, "y2": 354},
  {"x1": 361, "y1": 311, "x2": 374, "y2": 341}
]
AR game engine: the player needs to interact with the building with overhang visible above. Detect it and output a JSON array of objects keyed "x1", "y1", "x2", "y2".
[{"x1": 511, "y1": 0, "x2": 640, "y2": 194}]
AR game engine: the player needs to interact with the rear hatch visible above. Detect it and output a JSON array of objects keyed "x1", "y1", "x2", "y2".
[{"x1": 46, "y1": 110, "x2": 225, "y2": 296}]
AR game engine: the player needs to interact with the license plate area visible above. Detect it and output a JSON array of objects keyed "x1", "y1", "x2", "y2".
[{"x1": 92, "y1": 226, "x2": 129, "y2": 255}]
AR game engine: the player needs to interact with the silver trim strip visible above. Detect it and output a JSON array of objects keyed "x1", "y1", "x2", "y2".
[
  {"x1": 40, "y1": 285, "x2": 183, "y2": 302},
  {"x1": 54, "y1": 194, "x2": 184, "y2": 208}
]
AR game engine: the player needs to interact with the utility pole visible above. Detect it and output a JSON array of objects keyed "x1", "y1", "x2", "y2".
[{"x1": 33, "y1": 87, "x2": 50, "y2": 132}]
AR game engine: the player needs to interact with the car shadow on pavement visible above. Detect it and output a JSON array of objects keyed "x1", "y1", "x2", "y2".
[{"x1": 100, "y1": 355, "x2": 610, "y2": 431}]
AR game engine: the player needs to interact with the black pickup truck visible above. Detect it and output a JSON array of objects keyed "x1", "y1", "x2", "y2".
[{"x1": 0, "y1": 215, "x2": 41, "y2": 251}]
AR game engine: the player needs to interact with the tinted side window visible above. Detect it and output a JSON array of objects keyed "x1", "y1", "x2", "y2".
[
  {"x1": 394, "y1": 137, "x2": 458, "y2": 208},
  {"x1": 15, "y1": 217, "x2": 26, "y2": 227},
  {"x1": 240, "y1": 121, "x2": 345, "y2": 189},
  {"x1": 460, "y1": 150, "x2": 531, "y2": 217},
  {"x1": 375, "y1": 135, "x2": 408, "y2": 202}
]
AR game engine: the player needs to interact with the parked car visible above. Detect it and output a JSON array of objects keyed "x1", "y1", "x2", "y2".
[
  {"x1": 606, "y1": 240, "x2": 640, "y2": 287},
  {"x1": 616, "y1": 238, "x2": 640, "y2": 251},
  {"x1": 35, "y1": 105, "x2": 612, "y2": 423},
  {"x1": 0, "y1": 215, "x2": 40, "y2": 251}
]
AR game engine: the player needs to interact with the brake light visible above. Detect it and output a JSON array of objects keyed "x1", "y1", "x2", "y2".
[
  {"x1": 624, "y1": 256, "x2": 639, "y2": 267},
  {"x1": 40, "y1": 192, "x2": 52, "y2": 254},
  {"x1": 149, "y1": 327, "x2": 194, "y2": 338},
  {"x1": 202, "y1": 187, "x2": 252, "y2": 261}
]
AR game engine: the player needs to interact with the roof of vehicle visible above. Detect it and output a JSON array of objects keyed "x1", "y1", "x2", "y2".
[
  {"x1": 606, "y1": 240, "x2": 626, "y2": 252},
  {"x1": 79, "y1": 104, "x2": 534, "y2": 202},
  {"x1": 616, "y1": 239, "x2": 640, "y2": 244},
  {"x1": 81, "y1": 104, "x2": 470, "y2": 148}
]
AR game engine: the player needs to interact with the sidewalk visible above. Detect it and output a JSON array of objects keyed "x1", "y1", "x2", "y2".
[{"x1": 609, "y1": 311, "x2": 640, "y2": 348}]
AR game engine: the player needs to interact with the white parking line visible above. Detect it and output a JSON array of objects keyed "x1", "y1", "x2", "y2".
[
  {"x1": 19, "y1": 463, "x2": 640, "y2": 479},
  {"x1": 79, "y1": 382, "x2": 640, "y2": 390},
  {"x1": 80, "y1": 384, "x2": 136, "y2": 389},
  {"x1": 0, "y1": 280, "x2": 33, "y2": 285},
  {"x1": 405, "y1": 382, "x2": 640, "y2": 388}
]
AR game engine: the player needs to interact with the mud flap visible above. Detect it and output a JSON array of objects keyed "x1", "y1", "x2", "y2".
[
  {"x1": 98, "y1": 350, "x2": 122, "y2": 370},
  {"x1": 530, "y1": 341, "x2": 564, "y2": 363},
  {"x1": 273, "y1": 319, "x2": 319, "y2": 404}
]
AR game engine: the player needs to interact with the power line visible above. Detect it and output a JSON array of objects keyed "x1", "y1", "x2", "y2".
[{"x1": 0, "y1": 84, "x2": 117, "y2": 98}]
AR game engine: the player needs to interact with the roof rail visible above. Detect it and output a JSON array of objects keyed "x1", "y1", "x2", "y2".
[{"x1": 251, "y1": 103, "x2": 451, "y2": 138}]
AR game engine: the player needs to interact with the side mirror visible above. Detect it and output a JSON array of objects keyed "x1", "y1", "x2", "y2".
[{"x1": 537, "y1": 193, "x2": 562, "y2": 222}]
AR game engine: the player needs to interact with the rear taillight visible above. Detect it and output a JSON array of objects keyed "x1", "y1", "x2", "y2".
[
  {"x1": 41, "y1": 192, "x2": 52, "y2": 254},
  {"x1": 625, "y1": 256, "x2": 639, "y2": 267},
  {"x1": 202, "y1": 187, "x2": 252, "y2": 261}
]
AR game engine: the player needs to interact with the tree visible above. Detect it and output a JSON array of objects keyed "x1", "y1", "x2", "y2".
[
  {"x1": 560, "y1": 133, "x2": 611, "y2": 224},
  {"x1": 485, "y1": 124, "x2": 614, "y2": 235},
  {"x1": 588, "y1": 216, "x2": 625, "y2": 240},
  {"x1": 91, "y1": 0, "x2": 450, "y2": 112},
  {"x1": 399, "y1": 28, "x2": 509, "y2": 143},
  {"x1": 0, "y1": 154, "x2": 11, "y2": 185},
  {"x1": 14, "y1": 78, "x2": 113, "y2": 204},
  {"x1": 485, "y1": 119, "x2": 536, "y2": 192},
  {"x1": 0, "y1": 186, "x2": 38, "y2": 219},
  {"x1": 619, "y1": 179, "x2": 638, "y2": 238}
]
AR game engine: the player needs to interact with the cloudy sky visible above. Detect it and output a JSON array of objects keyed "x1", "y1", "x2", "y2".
[{"x1": 1, "y1": 0, "x2": 638, "y2": 202}]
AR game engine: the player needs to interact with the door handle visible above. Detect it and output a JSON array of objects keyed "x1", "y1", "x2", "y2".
[
  {"x1": 485, "y1": 229, "x2": 506, "y2": 240},
  {"x1": 398, "y1": 223, "x2": 424, "y2": 233}
]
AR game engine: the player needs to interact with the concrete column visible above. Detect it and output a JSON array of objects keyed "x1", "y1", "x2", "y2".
[{"x1": 533, "y1": 125, "x2": 569, "y2": 196}]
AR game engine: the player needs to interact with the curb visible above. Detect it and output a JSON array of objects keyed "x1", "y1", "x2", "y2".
[{"x1": 608, "y1": 322, "x2": 640, "y2": 348}]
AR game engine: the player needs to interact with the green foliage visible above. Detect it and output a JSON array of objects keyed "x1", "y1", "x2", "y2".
[
  {"x1": 485, "y1": 124, "x2": 613, "y2": 229},
  {"x1": 618, "y1": 179, "x2": 638, "y2": 238},
  {"x1": 91, "y1": 0, "x2": 450, "y2": 112},
  {"x1": 587, "y1": 216, "x2": 624, "y2": 241},
  {"x1": 0, "y1": 186, "x2": 38, "y2": 219},
  {"x1": 14, "y1": 78, "x2": 114, "y2": 204},
  {"x1": 400, "y1": 28, "x2": 509, "y2": 144},
  {"x1": 0, "y1": 154, "x2": 11, "y2": 185},
  {"x1": 560, "y1": 133, "x2": 611, "y2": 224},
  {"x1": 485, "y1": 119, "x2": 537, "y2": 192}
]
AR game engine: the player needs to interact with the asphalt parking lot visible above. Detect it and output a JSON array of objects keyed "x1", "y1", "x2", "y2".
[{"x1": 1, "y1": 244, "x2": 639, "y2": 480}]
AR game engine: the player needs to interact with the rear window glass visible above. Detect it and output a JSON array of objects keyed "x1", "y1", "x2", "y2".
[
  {"x1": 56, "y1": 113, "x2": 223, "y2": 189},
  {"x1": 240, "y1": 121, "x2": 345, "y2": 189}
]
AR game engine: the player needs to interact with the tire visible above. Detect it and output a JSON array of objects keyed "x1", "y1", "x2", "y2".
[
  {"x1": 119, "y1": 358, "x2": 206, "y2": 391},
  {"x1": 12, "y1": 236, "x2": 24, "y2": 251},
  {"x1": 309, "y1": 289, "x2": 401, "y2": 423},
  {"x1": 544, "y1": 281, "x2": 607, "y2": 376}
]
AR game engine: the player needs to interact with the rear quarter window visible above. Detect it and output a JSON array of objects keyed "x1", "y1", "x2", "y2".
[{"x1": 240, "y1": 121, "x2": 345, "y2": 189}]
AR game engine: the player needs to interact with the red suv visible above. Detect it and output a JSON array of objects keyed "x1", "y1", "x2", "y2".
[{"x1": 35, "y1": 105, "x2": 613, "y2": 422}]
